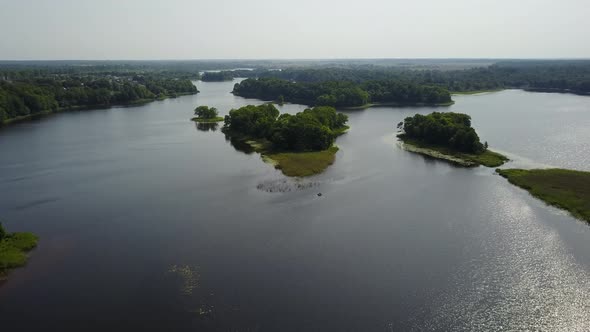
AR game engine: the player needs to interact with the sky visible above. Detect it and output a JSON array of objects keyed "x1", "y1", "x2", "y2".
[{"x1": 0, "y1": 0, "x2": 589, "y2": 60}]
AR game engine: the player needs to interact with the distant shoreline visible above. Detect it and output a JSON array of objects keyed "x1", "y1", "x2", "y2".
[{"x1": 1, "y1": 92, "x2": 198, "y2": 127}]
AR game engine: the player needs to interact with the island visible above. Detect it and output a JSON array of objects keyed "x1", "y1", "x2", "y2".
[
  {"x1": 232, "y1": 78, "x2": 453, "y2": 108},
  {"x1": 222, "y1": 104, "x2": 349, "y2": 177},
  {"x1": 497, "y1": 168, "x2": 590, "y2": 223},
  {"x1": 0, "y1": 222, "x2": 38, "y2": 280},
  {"x1": 191, "y1": 105, "x2": 224, "y2": 123},
  {"x1": 397, "y1": 112, "x2": 508, "y2": 167}
]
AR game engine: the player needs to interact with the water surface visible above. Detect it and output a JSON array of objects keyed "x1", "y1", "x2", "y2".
[{"x1": 0, "y1": 82, "x2": 589, "y2": 331}]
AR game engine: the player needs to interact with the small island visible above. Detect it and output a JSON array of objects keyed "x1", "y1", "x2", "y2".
[
  {"x1": 497, "y1": 168, "x2": 590, "y2": 223},
  {"x1": 191, "y1": 106, "x2": 224, "y2": 123},
  {"x1": 0, "y1": 222, "x2": 38, "y2": 280},
  {"x1": 397, "y1": 112, "x2": 508, "y2": 167},
  {"x1": 223, "y1": 104, "x2": 349, "y2": 177}
]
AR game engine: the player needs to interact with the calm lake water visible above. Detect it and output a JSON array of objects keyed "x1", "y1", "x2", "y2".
[{"x1": 1, "y1": 80, "x2": 589, "y2": 331}]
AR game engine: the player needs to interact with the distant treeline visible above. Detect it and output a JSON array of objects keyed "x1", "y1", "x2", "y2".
[
  {"x1": 232, "y1": 78, "x2": 452, "y2": 107},
  {"x1": 254, "y1": 61, "x2": 590, "y2": 94},
  {"x1": 201, "y1": 71, "x2": 235, "y2": 82},
  {"x1": 0, "y1": 75, "x2": 198, "y2": 123}
]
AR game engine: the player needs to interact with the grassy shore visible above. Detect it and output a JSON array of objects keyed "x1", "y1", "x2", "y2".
[
  {"x1": 399, "y1": 136, "x2": 508, "y2": 167},
  {"x1": 497, "y1": 168, "x2": 590, "y2": 222},
  {"x1": 266, "y1": 146, "x2": 339, "y2": 177},
  {"x1": 0, "y1": 231, "x2": 39, "y2": 280},
  {"x1": 226, "y1": 131, "x2": 342, "y2": 177},
  {"x1": 191, "y1": 117, "x2": 224, "y2": 123}
]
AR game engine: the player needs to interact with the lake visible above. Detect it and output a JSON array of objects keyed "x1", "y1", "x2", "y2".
[{"x1": 0, "y1": 80, "x2": 589, "y2": 331}]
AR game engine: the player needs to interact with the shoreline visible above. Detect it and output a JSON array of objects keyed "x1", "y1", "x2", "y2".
[
  {"x1": 398, "y1": 136, "x2": 509, "y2": 168},
  {"x1": 1, "y1": 91, "x2": 198, "y2": 127},
  {"x1": 226, "y1": 132, "x2": 341, "y2": 177},
  {"x1": 0, "y1": 231, "x2": 39, "y2": 281},
  {"x1": 191, "y1": 117, "x2": 224, "y2": 123},
  {"x1": 451, "y1": 89, "x2": 504, "y2": 95},
  {"x1": 231, "y1": 92, "x2": 454, "y2": 109},
  {"x1": 497, "y1": 168, "x2": 590, "y2": 223}
]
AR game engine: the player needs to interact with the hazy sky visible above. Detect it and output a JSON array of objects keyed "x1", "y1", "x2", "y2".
[{"x1": 1, "y1": 0, "x2": 588, "y2": 60}]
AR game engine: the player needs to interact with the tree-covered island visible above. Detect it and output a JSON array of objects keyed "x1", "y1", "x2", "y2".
[
  {"x1": 232, "y1": 78, "x2": 453, "y2": 108},
  {"x1": 497, "y1": 168, "x2": 590, "y2": 223},
  {"x1": 192, "y1": 105, "x2": 224, "y2": 123},
  {"x1": 398, "y1": 112, "x2": 508, "y2": 167},
  {"x1": 0, "y1": 222, "x2": 38, "y2": 281},
  {"x1": 222, "y1": 104, "x2": 349, "y2": 176}
]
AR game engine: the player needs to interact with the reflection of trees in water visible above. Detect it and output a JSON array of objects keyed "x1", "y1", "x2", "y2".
[
  {"x1": 224, "y1": 133, "x2": 255, "y2": 155},
  {"x1": 195, "y1": 122, "x2": 219, "y2": 132}
]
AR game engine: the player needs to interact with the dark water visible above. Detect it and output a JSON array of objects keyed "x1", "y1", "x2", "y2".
[{"x1": 1, "y1": 81, "x2": 589, "y2": 331}]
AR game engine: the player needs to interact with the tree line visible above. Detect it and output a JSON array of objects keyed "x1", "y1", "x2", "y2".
[
  {"x1": 232, "y1": 78, "x2": 451, "y2": 107},
  {"x1": 201, "y1": 71, "x2": 235, "y2": 82},
  {"x1": 223, "y1": 104, "x2": 348, "y2": 151},
  {"x1": 0, "y1": 74, "x2": 198, "y2": 123},
  {"x1": 254, "y1": 61, "x2": 590, "y2": 94}
]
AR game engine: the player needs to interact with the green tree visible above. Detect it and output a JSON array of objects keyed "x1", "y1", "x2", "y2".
[{"x1": 194, "y1": 106, "x2": 219, "y2": 119}]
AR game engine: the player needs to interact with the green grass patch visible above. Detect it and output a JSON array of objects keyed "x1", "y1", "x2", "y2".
[
  {"x1": 0, "y1": 232, "x2": 38, "y2": 273},
  {"x1": 399, "y1": 136, "x2": 508, "y2": 167},
  {"x1": 266, "y1": 146, "x2": 339, "y2": 177},
  {"x1": 497, "y1": 168, "x2": 590, "y2": 223},
  {"x1": 191, "y1": 117, "x2": 224, "y2": 123}
]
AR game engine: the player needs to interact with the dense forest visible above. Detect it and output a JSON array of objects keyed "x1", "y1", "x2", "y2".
[
  {"x1": 201, "y1": 71, "x2": 234, "y2": 82},
  {"x1": 0, "y1": 74, "x2": 198, "y2": 123},
  {"x1": 223, "y1": 104, "x2": 348, "y2": 151},
  {"x1": 2, "y1": 59, "x2": 590, "y2": 124},
  {"x1": 232, "y1": 78, "x2": 452, "y2": 107},
  {"x1": 255, "y1": 61, "x2": 590, "y2": 94},
  {"x1": 401, "y1": 112, "x2": 486, "y2": 153}
]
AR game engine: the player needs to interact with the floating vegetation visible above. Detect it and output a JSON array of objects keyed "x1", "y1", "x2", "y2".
[
  {"x1": 189, "y1": 305, "x2": 214, "y2": 317},
  {"x1": 256, "y1": 178, "x2": 320, "y2": 193},
  {"x1": 167, "y1": 265, "x2": 200, "y2": 296}
]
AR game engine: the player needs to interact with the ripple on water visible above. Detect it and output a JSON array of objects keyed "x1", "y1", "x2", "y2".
[{"x1": 410, "y1": 184, "x2": 590, "y2": 331}]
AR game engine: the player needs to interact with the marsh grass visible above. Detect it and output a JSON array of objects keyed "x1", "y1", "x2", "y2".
[
  {"x1": 0, "y1": 232, "x2": 38, "y2": 276},
  {"x1": 266, "y1": 146, "x2": 339, "y2": 177},
  {"x1": 191, "y1": 117, "x2": 224, "y2": 123},
  {"x1": 497, "y1": 168, "x2": 590, "y2": 223}
]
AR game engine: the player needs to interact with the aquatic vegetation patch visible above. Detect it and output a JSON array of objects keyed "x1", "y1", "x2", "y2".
[
  {"x1": 167, "y1": 264, "x2": 200, "y2": 296},
  {"x1": 256, "y1": 178, "x2": 320, "y2": 193}
]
